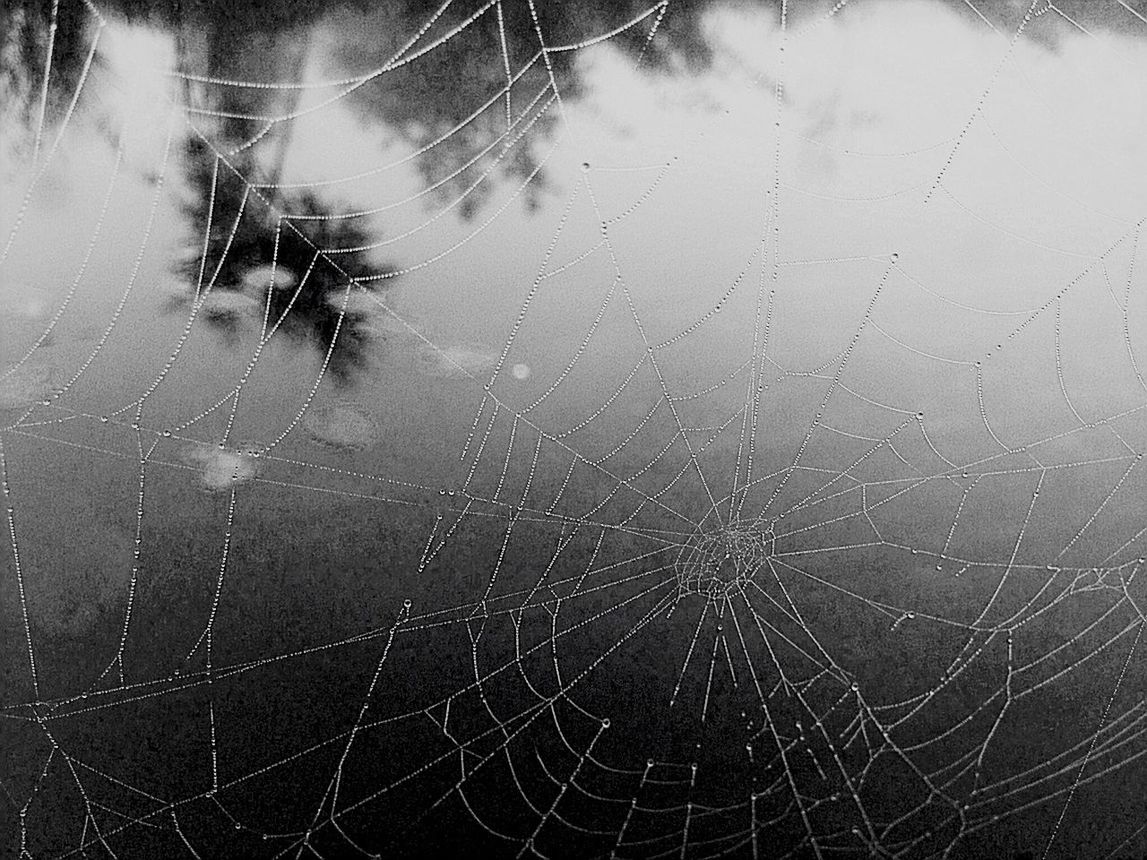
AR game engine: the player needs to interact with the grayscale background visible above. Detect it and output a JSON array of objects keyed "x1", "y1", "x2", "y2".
[{"x1": 2, "y1": 1, "x2": 1146, "y2": 857}]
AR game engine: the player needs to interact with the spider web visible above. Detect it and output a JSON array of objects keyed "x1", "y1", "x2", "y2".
[{"x1": 2, "y1": 0, "x2": 1147, "y2": 858}]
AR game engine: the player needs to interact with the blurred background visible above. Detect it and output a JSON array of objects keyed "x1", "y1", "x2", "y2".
[{"x1": 2, "y1": 1, "x2": 1146, "y2": 857}]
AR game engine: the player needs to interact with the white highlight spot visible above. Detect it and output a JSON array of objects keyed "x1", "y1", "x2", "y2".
[
  {"x1": 242, "y1": 264, "x2": 297, "y2": 293},
  {"x1": 302, "y1": 403, "x2": 378, "y2": 450},
  {"x1": 182, "y1": 442, "x2": 261, "y2": 492},
  {"x1": 0, "y1": 365, "x2": 53, "y2": 409},
  {"x1": 511, "y1": 363, "x2": 531, "y2": 381},
  {"x1": 415, "y1": 343, "x2": 497, "y2": 380},
  {"x1": 198, "y1": 289, "x2": 258, "y2": 318}
]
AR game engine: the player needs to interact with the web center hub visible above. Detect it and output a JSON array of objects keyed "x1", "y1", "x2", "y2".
[{"x1": 675, "y1": 520, "x2": 776, "y2": 599}]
